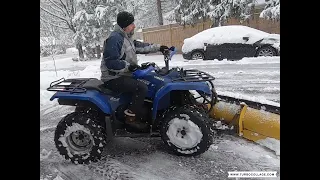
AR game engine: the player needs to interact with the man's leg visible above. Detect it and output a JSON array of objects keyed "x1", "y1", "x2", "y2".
[{"x1": 104, "y1": 76, "x2": 148, "y2": 129}]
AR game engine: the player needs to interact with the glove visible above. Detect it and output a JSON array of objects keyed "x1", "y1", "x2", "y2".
[
  {"x1": 169, "y1": 46, "x2": 175, "y2": 51},
  {"x1": 128, "y1": 64, "x2": 141, "y2": 72},
  {"x1": 141, "y1": 62, "x2": 156, "y2": 69},
  {"x1": 159, "y1": 45, "x2": 169, "y2": 53}
]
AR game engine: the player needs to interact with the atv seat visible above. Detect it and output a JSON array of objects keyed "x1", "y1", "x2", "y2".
[{"x1": 82, "y1": 79, "x2": 115, "y2": 95}]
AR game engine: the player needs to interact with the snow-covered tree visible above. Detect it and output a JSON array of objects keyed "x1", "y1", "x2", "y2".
[
  {"x1": 172, "y1": 0, "x2": 255, "y2": 26},
  {"x1": 161, "y1": 0, "x2": 179, "y2": 14},
  {"x1": 40, "y1": 0, "x2": 84, "y2": 58},
  {"x1": 128, "y1": 0, "x2": 160, "y2": 28},
  {"x1": 126, "y1": 0, "x2": 178, "y2": 28},
  {"x1": 162, "y1": 0, "x2": 179, "y2": 24},
  {"x1": 171, "y1": 0, "x2": 209, "y2": 25},
  {"x1": 73, "y1": 0, "x2": 127, "y2": 59},
  {"x1": 209, "y1": 0, "x2": 255, "y2": 26},
  {"x1": 259, "y1": 0, "x2": 279, "y2": 21}
]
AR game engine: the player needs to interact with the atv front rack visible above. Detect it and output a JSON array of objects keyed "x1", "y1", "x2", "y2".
[
  {"x1": 172, "y1": 69, "x2": 215, "y2": 82},
  {"x1": 47, "y1": 78, "x2": 92, "y2": 93}
]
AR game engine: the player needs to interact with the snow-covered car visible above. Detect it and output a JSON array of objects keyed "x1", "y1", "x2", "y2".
[{"x1": 182, "y1": 25, "x2": 280, "y2": 60}]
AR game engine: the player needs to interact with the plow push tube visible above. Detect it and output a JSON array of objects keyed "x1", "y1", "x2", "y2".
[{"x1": 209, "y1": 95, "x2": 280, "y2": 142}]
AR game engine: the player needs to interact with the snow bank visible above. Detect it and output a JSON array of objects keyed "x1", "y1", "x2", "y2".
[
  {"x1": 40, "y1": 89, "x2": 56, "y2": 110},
  {"x1": 256, "y1": 138, "x2": 280, "y2": 156},
  {"x1": 217, "y1": 90, "x2": 280, "y2": 107},
  {"x1": 40, "y1": 57, "x2": 100, "y2": 71},
  {"x1": 66, "y1": 47, "x2": 78, "y2": 54},
  {"x1": 182, "y1": 25, "x2": 274, "y2": 53},
  {"x1": 40, "y1": 65, "x2": 101, "y2": 89},
  {"x1": 40, "y1": 65, "x2": 101, "y2": 110},
  {"x1": 139, "y1": 55, "x2": 279, "y2": 68}
]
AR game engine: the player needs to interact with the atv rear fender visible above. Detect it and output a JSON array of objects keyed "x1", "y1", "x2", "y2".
[{"x1": 50, "y1": 90, "x2": 112, "y2": 114}]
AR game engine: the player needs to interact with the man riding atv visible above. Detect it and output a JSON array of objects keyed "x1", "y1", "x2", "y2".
[{"x1": 101, "y1": 11, "x2": 174, "y2": 131}]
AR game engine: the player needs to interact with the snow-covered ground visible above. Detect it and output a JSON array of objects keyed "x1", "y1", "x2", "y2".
[{"x1": 40, "y1": 54, "x2": 280, "y2": 180}]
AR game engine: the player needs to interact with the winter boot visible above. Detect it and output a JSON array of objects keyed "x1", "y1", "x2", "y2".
[{"x1": 124, "y1": 109, "x2": 148, "y2": 131}]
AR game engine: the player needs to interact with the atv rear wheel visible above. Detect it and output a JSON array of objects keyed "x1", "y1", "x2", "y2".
[
  {"x1": 160, "y1": 105, "x2": 214, "y2": 156},
  {"x1": 54, "y1": 112, "x2": 107, "y2": 164}
]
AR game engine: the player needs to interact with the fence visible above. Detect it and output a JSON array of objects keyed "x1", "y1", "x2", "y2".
[{"x1": 142, "y1": 14, "x2": 280, "y2": 53}]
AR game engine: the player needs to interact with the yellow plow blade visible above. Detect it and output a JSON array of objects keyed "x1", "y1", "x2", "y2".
[{"x1": 209, "y1": 101, "x2": 280, "y2": 142}]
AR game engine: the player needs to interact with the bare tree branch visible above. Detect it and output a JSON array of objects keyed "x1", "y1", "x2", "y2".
[
  {"x1": 48, "y1": 5, "x2": 64, "y2": 15},
  {"x1": 70, "y1": 0, "x2": 75, "y2": 16},
  {"x1": 40, "y1": 21, "x2": 55, "y2": 36},
  {"x1": 59, "y1": 0, "x2": 71, "y2": 18},
  {"x1": 40, "y1": 28, "x2": 50, "y2": 31},
  {"x1": 66, "y1": 0, "x2": 70, "y2": 10},
  {"x1": 40, "y1": 17, "x2": 69, "y2": 29},
  {"x1": 47, "y1": 0, "x2": 67, "y2": 15},
  {"x1": 47, "y1": 18, "x2": 67, "y2": 25},
  {"x1": 72, "y1": 0, "x2": 76, "y2": 16},
  {"x1": 40, "y1": 5, "x2": 69, "y2": 22},
  {"x1": 40, "y1": 20, "x2": 52, "y2": 31}
]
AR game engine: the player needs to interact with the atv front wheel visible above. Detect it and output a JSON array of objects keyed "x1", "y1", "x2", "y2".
[
  {"x1": 54, "y1": 112, "x2": 107, "y2": 164},
  {"x1": 160, "y1": 105, "x2": 214, "y2": 156}
]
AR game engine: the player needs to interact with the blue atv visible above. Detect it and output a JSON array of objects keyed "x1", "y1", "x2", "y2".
[{"x1": 47, "y1": 49, "x2": 218, "y2": 164}]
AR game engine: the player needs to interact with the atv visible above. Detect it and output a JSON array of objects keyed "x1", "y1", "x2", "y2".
[{"x1": 47, "y1": 48, "x2": 219, "y2": 165}]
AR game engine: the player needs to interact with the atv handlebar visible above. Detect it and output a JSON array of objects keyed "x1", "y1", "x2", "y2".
[{"x1": 133, "y1": 48, "x2": 176, "y2": 78}]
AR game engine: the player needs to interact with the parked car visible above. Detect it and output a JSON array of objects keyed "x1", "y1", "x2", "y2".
[{"x1": 182, "y1": 25, "x2": 280, "y2": 60}]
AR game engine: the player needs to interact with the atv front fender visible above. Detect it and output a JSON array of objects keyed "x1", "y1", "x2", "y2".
[
  {"x1": 152, "y1": 82, "x2": 211, "y2": 119},
  {"x1": 50, "y1": 90, "x2": 112, "y2": 114}
]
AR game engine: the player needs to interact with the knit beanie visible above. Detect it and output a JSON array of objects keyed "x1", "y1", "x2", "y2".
[{"x1": 117, "y1": 11, "x2": 134, "y2": 28}]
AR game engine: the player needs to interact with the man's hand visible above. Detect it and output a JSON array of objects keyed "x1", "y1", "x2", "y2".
[
  {"x1": 128, "y1": 64, "x2": 141, "y2": 72},
  {"x1": 160, "y1": 45, "x2": 169, "y2": 53},
  {"x1": 169, "y1": 46, "x2": 175, "y2": 51},
  {"x1": 160, "y1": 45, "x2": 175, "y2": 54}
]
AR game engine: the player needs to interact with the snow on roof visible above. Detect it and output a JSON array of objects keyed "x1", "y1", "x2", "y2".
[{"x1": 182, "y1": 25, "x2": 274, "y2": 53}]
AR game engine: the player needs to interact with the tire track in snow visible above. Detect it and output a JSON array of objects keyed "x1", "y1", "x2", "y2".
[
  {"x1": 40, "y1": 129, "x2": 280, "y2": 180},
  {"x1": 40, "y1": 106, "x2": 74, "y2": 130}
]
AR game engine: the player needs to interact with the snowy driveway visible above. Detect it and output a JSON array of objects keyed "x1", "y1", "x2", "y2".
[{"x1": 40, "y1": 54, "x2": 280, "y2": 180}]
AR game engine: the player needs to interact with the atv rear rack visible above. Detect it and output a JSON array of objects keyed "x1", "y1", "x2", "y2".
[
  {"x1": 47, "y1": 78, "x2": 92, "y2": 93},
  {"x1": 172, "y1": 69, "x2": 215, "y2": 82}
]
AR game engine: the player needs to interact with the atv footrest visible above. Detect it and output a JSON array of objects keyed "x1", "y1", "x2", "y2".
[{"x1": 115, "y1": 129, "x2": 160, "y2": 138}]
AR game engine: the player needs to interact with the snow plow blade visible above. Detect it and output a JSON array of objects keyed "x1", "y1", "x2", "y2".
[{"x1": 209, "y1": 95, "x2": 280, "y2": 142}]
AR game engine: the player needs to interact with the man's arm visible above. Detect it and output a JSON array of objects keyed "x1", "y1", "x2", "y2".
[
  {"x1": 134, "y1": 40, "x2": 160, "y2": 54},
  {"x1": 103, "y1": 35, "x2": 127, "y2": 72}
]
